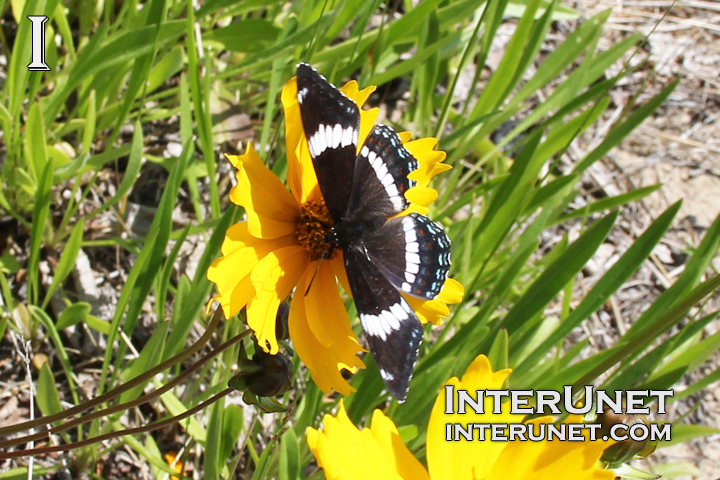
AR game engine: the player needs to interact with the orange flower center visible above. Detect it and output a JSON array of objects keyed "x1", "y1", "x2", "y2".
[{"x1": 295, "y1": 200, "x2": 339, "y2": 261}]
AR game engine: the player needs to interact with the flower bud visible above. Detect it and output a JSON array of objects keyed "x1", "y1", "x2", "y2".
[
  {"x1": 597, "y1": 410, "x2": 657, "y2": 465},
  {"x1": 229, "y1": 348, "x2": 293, "y2": 398}
]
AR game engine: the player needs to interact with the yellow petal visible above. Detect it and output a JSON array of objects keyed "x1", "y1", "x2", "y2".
[
  {"x1": 340, "y1": 80, "x2": 376, "y2": 108},
  {"x1": 438, "y1": 277, "x2": 465, "y2": 304},
  {"x1": 404, "y1": 186, "x2": 438, "y2": 208},
  {"x1": 404, "y1": 137, "x2": 452, "y2": 189},
  {"x1": 289, "y1": 267, "x2": 364, "y2": 396},
  {"x1": 404, "y1": 294, "x2": 448, "y2": 325},
  {"x1": 246, "y1": 244, "x2": 308, "y2": 353},
  {"x1": 486, "y1": 417, "x2": 614, "y2": 480},
  {"x1": 304, "y1": 261, "x2": 356, "y2": 348},
  {"x1": 307, "y1": 401, "x2": 429, "y2": 480},
  {"x1": 228, "y1": 145, "x2": 300, "y2": 239},
  {"x1": 404, "y1": 278, "x2": 464, "y2": 325},
  {"x1": 208, "y1": 271, "x2": 253, "y2": 320},
  {"x1": 398, "y1": 131, "x2": 412, "y2": 143},
  {"x1": 340, "y1": 80, "x2": 379, "y2": 151},
  {"x1": 281, "y1": 77, "x2": 322, "y2": 205},
  {"x1": 207, "y1": 223, "x2": 281, "y2": 318},
  {"x1": 330, "y1": 254, "x2": 351, "y2": 298},
  {"x1": 368, "y1": 409, "x2": 431, "y2": 480},
  {"x1": 427, "y1": 355, "x2": 520, "y2": 480}
]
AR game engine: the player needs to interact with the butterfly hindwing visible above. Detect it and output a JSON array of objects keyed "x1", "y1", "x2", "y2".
[
  {"x1": 363, "y1": 212, "x2": 451, "y2": 299},
  {"x1": 344, "y1": 248, "x2": 423, "y2": 402},
  {"x1": 345, "y1": 124, "x2": 418, "y2": 221},
  {"x1": 296, "y1": 63, "x2": 360, "y2": 222}
]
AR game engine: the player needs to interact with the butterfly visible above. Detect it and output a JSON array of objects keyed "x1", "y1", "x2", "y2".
[{"x1": 296, "y1": 63, "x2": 451, "y2": 402}]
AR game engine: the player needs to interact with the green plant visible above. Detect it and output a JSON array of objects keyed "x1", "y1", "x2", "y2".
[{"x1": 0, "y1": 0, "x2": 717, "y2": 478}]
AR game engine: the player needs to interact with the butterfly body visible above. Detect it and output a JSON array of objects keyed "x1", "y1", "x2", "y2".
[
  {"x1": 324, "y1": 213, "x2": 384, "y2": 249},
  {"x1": 296, "y1": 63, "x2": 451, "y2": 401}
]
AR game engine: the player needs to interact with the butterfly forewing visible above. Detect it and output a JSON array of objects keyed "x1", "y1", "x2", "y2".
[
  {"x1": 296, "y1": 63, "x2": 360, "y2": 222},
  {"x1": 345, "y1": 124, "x2": 418, "y2": 221},
  {"x1": 344, "y1": 248, "x2": 423, "y2": 401},
  {"x1": 363, "y1": 212, "x2": 451, "y2": 299}
]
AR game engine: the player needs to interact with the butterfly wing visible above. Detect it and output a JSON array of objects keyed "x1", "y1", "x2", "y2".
[
  {"x1": 346, "y1": 124, "x2": 451, "y2": 299},
  {"x1": 345, "y1": 124, "x2": 418, "y2": 222},
  {"x1": 344, "y1": 247, "x2": 423, "y2": 402},
  {"x1": 296, "y1": 64, "x2": 451, "y2": 401},
  {"x1": 296, "y1": 63, "x2": 360, "y2": 222},
  {"x1": 363, "y1": 212, "x2": 451, "y2": 299}
]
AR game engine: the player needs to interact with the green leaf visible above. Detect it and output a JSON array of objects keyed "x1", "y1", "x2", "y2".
[
  {"x1": 650, "y1": 462, "x2": 699, "y2": 478},
  {"x1": 204, "y1": 19, "x2": 281, "y2": 52},
  {"x1": 156, "y1": 226, "x2": 189, "y2": 320},
  {"x1": 672, "y1": 364, "x2": 720, "y2": 402},
  {"x1": 30, "y1": 305, "x2": 80, "y2": 405},
  {"x1": 0, "y1": 468, "x2": 55, "y2": 480},
  {"x1": 221, "y1": 404, "x2": 244, "y2": 462},
  {"x1": 648, "y1": 328, "x2": 720, "y2": 384},
  {"x1": 368, "y1": 30, "x2": 464, "y2": 87},
  {"x1": 205, "y1": 396, "x2": 225, "y2": 480},
  {"x1": 555, "y1": 184, "x2": 662, "y2": 224},
  {"x1": 160, "y1": 391, "x2": 207, "y2": 442},
  {"x1": 37, "y1": 362, "x2": 64, "y2": 417},
  {"x1": 42, "y1": 218, "x2": 84, "y2": 309},
  {"x1": 118, "y1": 320, "x2": 170, "y2": 404},
  {"x1": 515, "y1": 202, "x2": 680, "y2": 376},
  {"x1": 147, "y1": 46, "x2": 185, "y2": 94},
  {"x1": 604, "y1": 311, "x2": 718, "y2": 392},
  {"x1": 80, "y1": 90, "x2": 96, "y2": 156},
  {"x1": 91, "y1": 121, "x2": 143, "y2": 218},
  {"x1": 570, "y1": 275, "x2": 720, "y2": 391},
  {"x1": 279, "y1": 428, "x2": 301, "y2": 480},
  {"x1": 625, "y1": 211, "x2": 720, "y2": 341},
  {"x1": 250, "y1": 437, "x2": 277, "y2": 480},
  {"x1": 487, "y1": 329, "x2": 509, "y2": 371},
  {"x1": 23, "y1": 102, "x2": 49, "y2": 183},
  {"x1": 53, "y1": 144, "x2": 132, "y2": 183},
  {"x1": 0, "y1": 253, "x2": 21, "y2": 274},
  {"x1": 26, "y1": 159, "x2": 53, "y2": 305},
  {"x1": 0, "y1": 101, "x2": 11, "y2": 124},
  {"x1": 503, "y1": 211, "x2": 618, "y2": 338},
  {"x1": 108, "y1": 0, "x2": 167, "y2": 144},
  {"x1": 56, "y1": 302, "x2": 91, "y2": 330},
  {"x1": 468, "y1": 131, "x2": 544, "y2": 272},
  {"x1": 660, "y1": 424, "x2": 720, "y2": 447},
  {"x1": 471, "y1": 0, "x2": 542, "y2": 117},
  {"x1": 44, "y1": 21, "x2": 186, "y2": 123},
  {"x1": 99, "y1": 138, "x2": 193, "y2": 394},
  {"x1": 574, "y1": 79, "x2": 679, "y2": 173}
]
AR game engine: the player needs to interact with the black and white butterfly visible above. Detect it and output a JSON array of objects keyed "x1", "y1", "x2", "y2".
[{"x1": 296, "y1": 63, "x2": 451, "y2": 402}]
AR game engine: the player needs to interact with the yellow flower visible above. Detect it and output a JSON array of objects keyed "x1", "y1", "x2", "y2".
[
  {"x1": 207, "y1": 72, "x2": 464, "y2": 396},
  {"x1": 307, "y1": 355, "x2": 614, "y2": 480}
]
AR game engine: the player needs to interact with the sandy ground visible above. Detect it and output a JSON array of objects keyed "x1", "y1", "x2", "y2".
[{"x1": 574, "y1": 1, "x2": 720, "y2": 478}]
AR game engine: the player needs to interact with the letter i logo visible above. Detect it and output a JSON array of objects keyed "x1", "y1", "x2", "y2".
[{"x1": 27, "y1": 15, "x2": 51, "y2": 71}]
